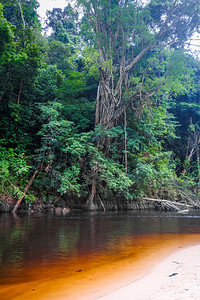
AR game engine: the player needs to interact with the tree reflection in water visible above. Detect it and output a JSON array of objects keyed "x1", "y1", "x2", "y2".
[{"x1": 0, "y1": 210, "x2": 200, "y2": 287}]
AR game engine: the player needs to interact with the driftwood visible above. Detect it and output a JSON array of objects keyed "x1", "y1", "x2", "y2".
[
  {"x1": 177, "y1": 209, "x2": 190, "y2": 214},
  {"x1": 178, "y1": 190, "x2": 200, "y2": 209},
  {"x1": 142, "y1": 197, "x2": 193, "y2": 211}
]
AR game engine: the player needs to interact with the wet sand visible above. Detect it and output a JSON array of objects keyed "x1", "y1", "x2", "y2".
[
  {"x1": 1, "y1": 234, "x2": 200, "y2": 300},
  {"x1": 99, "y1": 244, "x2": 200, "y2": 300}
]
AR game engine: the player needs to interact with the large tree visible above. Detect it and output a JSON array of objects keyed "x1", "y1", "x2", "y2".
[
  {"x1": 78, "y1": 0, "x2": 200, "y2": 131},
  {"x1": 75, "y1": 0, "x2": 200, "y2": 207}
]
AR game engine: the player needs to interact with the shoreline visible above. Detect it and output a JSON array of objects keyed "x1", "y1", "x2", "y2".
[
  {"x1": 41, "y1": 236, "x2": 200, "y2": 300},
  {"x1": 1, "y1": 235, "x2": 200, "y2": 299},
  {"x1": 98, "y1": 244, "x2": 200, "y2": 300}
]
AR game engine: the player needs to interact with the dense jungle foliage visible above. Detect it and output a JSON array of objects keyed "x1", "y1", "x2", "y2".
[{"x1": 1, "y1": 0, "x2": 200, "y2": 211}]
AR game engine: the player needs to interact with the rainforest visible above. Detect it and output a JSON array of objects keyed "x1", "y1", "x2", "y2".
[{"x1": 1, "y1": 0, "x2": 200, "y2": 213}]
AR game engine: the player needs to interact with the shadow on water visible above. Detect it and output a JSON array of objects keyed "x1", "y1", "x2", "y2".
[{"x1": 0, "y1": 210, "x2": 200, "y2": 299}]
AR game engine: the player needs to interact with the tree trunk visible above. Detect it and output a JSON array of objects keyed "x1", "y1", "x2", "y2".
[
  {"x1": 95, "y1": 70, "x2": 117, "y2": 130},
  {"x1": 124, "y1": 108, "x2": 128, "y2": 175},
  {"x1": 86, "y1": 180, "x2": 97, "y2": 210},
  {"x1": 17, "y1": 80, "x2": 23, "y2": 104},
  {"x1": 12, "y1": 170, "x2": 39, "y2": 214},
  {"x1": 18, "y1": 0, "x2": 26, "y2": 30}
]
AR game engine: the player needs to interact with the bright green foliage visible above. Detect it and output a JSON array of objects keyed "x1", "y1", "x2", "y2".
[
  {"x1": 83, "y1": 46, "x2": 99, "y2": 79},
  {"x1": 34, "y1": 64, "x2": 64, "y2": 102},
  {"x1": 34, "y1": 102, "x2": 132, "y2": 200},
  {"x1": 131, "y1": 151, "x2": 176, "y2": 197},
  {"x1": 0, "y1": 0, "x2": 43, "y2": 155},
  {"x1": 96, "y1": 157, "x2": 133, "y2": 198},
  {"x1": 62, "y1": 131, "x2": 132, "y2": 198},
  {"x1": 0, "y1": 0, "x2": 42, "y2": 96},
  {"x1": 58, "y1": 165, "x2": 81, "y2": 195},
  {"x1": 1, "y1": 0, "x2": 200, "y2": 209},
  {"x1": 45, "y1": 4, "x2": 81, "y2": 74},
  {"x1": 1, "y1": 0, "x2": 40, "y2": 36},
  {"x1": 0, "y1": 147, "x2": 30, "y2": 196}
]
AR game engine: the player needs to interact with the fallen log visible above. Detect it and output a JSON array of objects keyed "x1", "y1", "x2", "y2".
[{"x1": 142, "y1": 197, "x2": 193, "y2": 211}]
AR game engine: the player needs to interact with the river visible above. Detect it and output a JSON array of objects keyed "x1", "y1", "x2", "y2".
[{"x1": 1, "y1": 210, "x2": 200, "y2": 299}]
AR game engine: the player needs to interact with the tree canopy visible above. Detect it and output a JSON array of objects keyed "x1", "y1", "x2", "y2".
[{"x1": 1, "y1": 0, "x2": 200, "y2": 212}]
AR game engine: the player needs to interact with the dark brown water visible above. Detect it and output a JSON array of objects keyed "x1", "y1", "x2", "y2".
[{"x1": 1, "y1": 210, "x2": 200, "y2": 299}]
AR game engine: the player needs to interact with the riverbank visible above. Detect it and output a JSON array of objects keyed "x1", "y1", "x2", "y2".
[
  {"x1": 1, "y1": 214, "x2": 200, "y2": 300},
  {"x1": 98, "y1": 244, "x2": 200, "y2": 300},
  {"x1": 42, "y1": 240, "x2": 200, "y2": 300}
]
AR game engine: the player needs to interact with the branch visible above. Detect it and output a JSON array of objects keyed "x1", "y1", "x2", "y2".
[
  {"x1": 185, "y1": 43, "x2": 200, "y2": 47},
  {"x1": 143, "y1": 197, "x2": 193, "y2": 208},
  {"x1": 12, "y1": 170, "x2": 39, "y2": 214},
  {"x1": 124, "y1": 44, "x2": 152, "y2": 73},
  {"x1": 155, "y1": 0, "x2": 180, "y2": 40},
  {"x1": 18, "y1": 0, "x2": 26, "y2": 30},
  {"x1": 114, "y1": 44, "x2": 152, "y2": 99}
]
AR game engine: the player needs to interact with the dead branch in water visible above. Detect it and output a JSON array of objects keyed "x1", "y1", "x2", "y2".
[
  {"x1": 178, "y1": 190, "x2": 200, "y2": 209},
  {"x1": 142, "y1": 197, "x2": 193, "y2": 211}
]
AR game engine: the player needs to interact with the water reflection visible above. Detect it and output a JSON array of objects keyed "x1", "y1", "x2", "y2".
[{"x1": 0, "y1": 210, "x2": 200, "y2": 284}]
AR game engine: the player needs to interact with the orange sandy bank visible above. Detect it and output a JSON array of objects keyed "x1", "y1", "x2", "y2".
[
  {"x1": 99, "y1": 244, "x2": 200, "y2": 300},
  {"x1": 1, "y1": 234, "x2": 200, "y2": 300}
]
